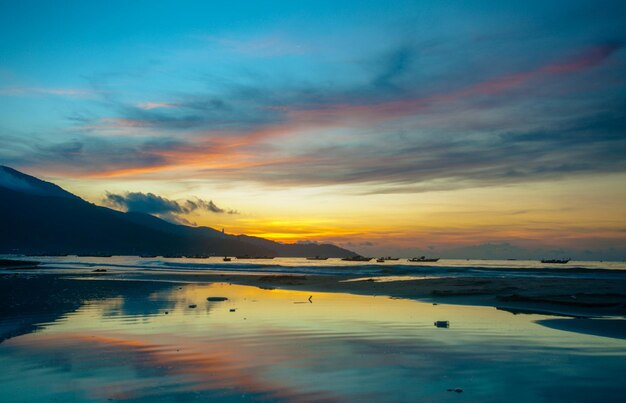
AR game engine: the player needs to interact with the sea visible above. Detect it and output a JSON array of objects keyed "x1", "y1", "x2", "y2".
[{"x1": 2, "y1": 255, "x2": 625, "y2": 279}]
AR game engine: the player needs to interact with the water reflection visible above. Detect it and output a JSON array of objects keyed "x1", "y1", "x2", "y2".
[{"x1": 1, "y1": 283, "x2": 625, "y2": 402}]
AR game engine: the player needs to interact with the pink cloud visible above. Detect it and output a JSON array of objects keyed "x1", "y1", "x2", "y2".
[{"x1": 287, "y1": 43, "x2": 623, "y2": 124}]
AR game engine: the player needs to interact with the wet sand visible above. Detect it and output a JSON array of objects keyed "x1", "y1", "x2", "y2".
[
  {"x1": 3, "y1": 268, "x2": 626, "y2": 321},
  {"x1": 96, "y1": 270, "x2": 626, "y2": 317}
]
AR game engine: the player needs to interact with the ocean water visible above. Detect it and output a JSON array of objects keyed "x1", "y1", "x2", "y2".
[
  {"x1": 0, "y1": 282, "x2": 625, "y2": 402},
  {"x1": 2, "y1": 255, "x2": 625, "y2": 279}
]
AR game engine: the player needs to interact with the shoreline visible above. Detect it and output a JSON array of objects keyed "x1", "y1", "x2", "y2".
[
  {"x1": 3, "y1": 267, "x2": 626, "y2": 317},
  {"x1": 2, "y1": 268, "x2": 626, "y2": 343}
]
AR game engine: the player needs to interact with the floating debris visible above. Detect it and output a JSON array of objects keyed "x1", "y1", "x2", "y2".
[
  {"x1": 447, "y1": 388, "x2": 463, "y2": 393},
  {"x1": 188, "y1": 304, "x2": 197, "y2": 308},
  {"x1": 434, "y1": 320, "x2": 450, "y2": 328}
]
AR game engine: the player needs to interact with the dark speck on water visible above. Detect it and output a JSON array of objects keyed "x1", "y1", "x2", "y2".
[{"x1": 206, "y1": 297, "x2": 228, "y2": 302}]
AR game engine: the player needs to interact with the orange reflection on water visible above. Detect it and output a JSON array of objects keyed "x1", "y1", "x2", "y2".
[{"x1": 8, "y1": 329, "x2": 336, "y2": 401}]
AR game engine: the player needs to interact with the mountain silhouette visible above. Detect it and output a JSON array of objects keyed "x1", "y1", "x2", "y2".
[{"x1": 0, "y1": 166, "x2": 354, "y2": 257}]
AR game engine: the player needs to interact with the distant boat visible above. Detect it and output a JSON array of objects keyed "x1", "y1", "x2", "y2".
[
  {"x1": 341, "y1": 256, "x2": 373, "y2": 262},
  {"x1": 162, "y1": 255, "x2": 183, "y2": 258},
  {"x1": 540, "y1": 258, "x2": 570, "y2": 264},
  {"x1": 186, "y1": 254, "x2": 209, "y2": 259},
  {"x1": 223, "y1": 256, "x2": 231, "y2": 262},
  {"x1": 376, "y1": 258, "x2": 385, "y2": 263},
  {"x1": 384, "y1": 257, "x2": 400, "y2": 261},
  {"x1": 306, "y1": 256, "x2": 328, "y2": 260},
  {"x1": 408, "y1": 256, "x2": 440, "y2": 262},
  {"x1": 140, "y1": 255, "x2": 157, "y2": 258},
  {"x1": 236, "y1": 255, "x2": 275, "y2": 259}
]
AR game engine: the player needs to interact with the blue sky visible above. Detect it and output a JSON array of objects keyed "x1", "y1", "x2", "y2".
[{"x1": 1, "y1": 1, "x2": 625, "y2": 254}]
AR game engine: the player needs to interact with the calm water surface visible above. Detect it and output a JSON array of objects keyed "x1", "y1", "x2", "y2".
[{"x1": 1, "y1": 282, "x2": 625, "y2": 402}]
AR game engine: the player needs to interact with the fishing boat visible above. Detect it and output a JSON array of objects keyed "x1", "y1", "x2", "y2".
[
  {"x1": 408, "y1": 256, "x2": 440, "y2": 262},
  {"x1": 540, "y1": 258, "x2": 570, "y2": 264},
  {"x1": 341, "y1": 256, "x2": 373, "y2": 262},
  {"x1": 223, "y1": 256, "x2": 231, "y2": 262},
  {"x1": 376, "y1": 256, "x2": 399, "y2": 262}
]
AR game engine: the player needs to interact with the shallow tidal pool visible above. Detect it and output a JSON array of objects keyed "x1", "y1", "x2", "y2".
[{"x1": 1, "y1": 282, "x2": 625, "y2": 402}]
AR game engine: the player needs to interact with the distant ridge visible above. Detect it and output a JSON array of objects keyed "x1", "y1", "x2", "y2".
[{"x1": 0, "y1": 166, "x2": 355, "y2": 258}]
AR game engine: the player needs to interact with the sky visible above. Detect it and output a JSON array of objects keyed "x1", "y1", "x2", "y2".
[{"x1": 1, "y1": 0, "x2": 625, "y2": 257}]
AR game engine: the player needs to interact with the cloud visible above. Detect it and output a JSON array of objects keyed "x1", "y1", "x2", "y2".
[
  {"x1": 105, "y1": 192, "x2": 183, "y2": 215},
  {"x1": 370, "y1": 46, "x2": 415, "y2": 91},
  {"x1": 3, "y1": 37, "x2": 624, "y2": 195},
  {"x1": 0, "y1": 134, "x2": 175, "y2": 178},
  {"x1": 0, "y1": 87, "x2": 96, "y2": 98},
  {"x1": 104, "y1": 192, "x2": 237, "y2": 223},
  {"x1": 184, "y1": 199, "x2": 238, "y2": 214},
  {"x1": 136, "y1": 102, "x2": 178, "y2": 110}
]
